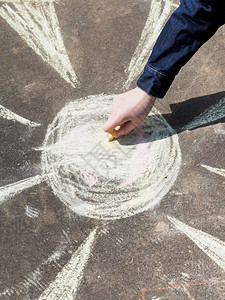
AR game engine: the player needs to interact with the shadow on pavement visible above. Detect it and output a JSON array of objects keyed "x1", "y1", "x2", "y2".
[{"x1": 119, "y1": 91, "x2": 225, "y2": 146}]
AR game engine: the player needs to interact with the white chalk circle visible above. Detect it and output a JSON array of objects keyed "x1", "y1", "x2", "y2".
[{"x1": 42, "y1": 94, "x2": 181, "y2": 220}]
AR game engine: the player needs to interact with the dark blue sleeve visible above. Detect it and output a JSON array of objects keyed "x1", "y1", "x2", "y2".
[{"x1": 137, "y1": 0, "x2": 225, "y2": 98}]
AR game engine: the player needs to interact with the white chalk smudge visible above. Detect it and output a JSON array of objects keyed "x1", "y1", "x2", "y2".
[
  {"x1": 24, "y1": 82, "x2": 36, "y2": 90},
  {"x1": 168, "y1": 216, "x2": 225, "y2": 271},
  {"x1": 180, "y1": 272, "x2": 191, "y2": 280},
  {"x1": 123, "y1": 0, "x2": 178, "y2": 89},
  {"x1": 116, "y1": 237, "x2": 123, "y2": 245},
  {"x1": 181, "y1": 97, "x2": 225, "y2": 131},
  {"x1": 46, "y1": 243, "x2": 68, "y2": 266},
  {"x1": 0, "y1": 175, "x2": 44, "y2": 205},
  {"x1": 0, "y1": 242, "x2": 68, "y2": 297},
  {"x1": 25, "y1": 205, "x2": 40, "y2": 218},
  {"x1": 100, "y1": 227, "x2": 109, "y2": 235},
  {"x1": 0, "y1": 104, "x2": 41, "y2": 127},
  {"x1": 0, "y1": 1, "x2": 79, "y2": 87},
  {"x1": 23, "y1": 268, "x2": 45, "y2": 292},
  {"x1": 47, "y1": 251, "x2": 63, "y2": 264},
  {"x1": 201, "y1": 165, "x2": 225, "y2": 178},
  {"x1": 42, "y1": 94, "x2": 181, "y2": 220},
  {"x1": 1, "y1": 268, "x2": 45, "y2": 297},
  {"x1": 39, "y1": 228, "x2": 97, "y2": 300},
  {"x1": 214, "y1": 124, "x2": 225, "y2": 135}
]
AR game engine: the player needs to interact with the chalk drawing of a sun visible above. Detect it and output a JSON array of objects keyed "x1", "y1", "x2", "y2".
[
  {"x1": 0, "y1": 0, "x2": 181, "y2": 220},
  {"x1": 0, "y1": 0, "x2": 225, "y2": 299}
]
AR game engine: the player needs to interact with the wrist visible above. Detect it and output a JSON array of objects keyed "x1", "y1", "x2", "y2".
[{"x1": 135, "y1": 86, "x2": 156, "y2": 101}]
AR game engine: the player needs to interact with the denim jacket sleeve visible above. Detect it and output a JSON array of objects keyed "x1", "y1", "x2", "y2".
[{"x1": 137, "y1": 0, "x2": 225, "y2": 98}]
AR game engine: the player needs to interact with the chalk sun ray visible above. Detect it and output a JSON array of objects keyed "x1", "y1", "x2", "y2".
[
  {"x1": 0, "y1": 175, "x2": 45, "y2": 205},
  {"x1": 0, "y1": 104, "x2": 41, "y2": 127},
  {"x1": 168, "y1": 216, "x2": 225, "y2": 271},
  {"x1": 123, "y1": 0, "x2": 178, "y2": 90},
  {"x1": 201, "y1": 165, "x2": 225, "y2": 178},
  {"x1": 0, "y1": 0, "x2": 79, "y2": 88},
  {"x1": 39, "y1": 228, "x2": 97, "y2": 299}
]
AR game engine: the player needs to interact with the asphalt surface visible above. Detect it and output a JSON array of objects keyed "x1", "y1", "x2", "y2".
[{"x1": 0, "y1": 0, "x2": 225, "y2": 299}]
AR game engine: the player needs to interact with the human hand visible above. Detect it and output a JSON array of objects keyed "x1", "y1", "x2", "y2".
[{"x1": 102, "y1": 87, "x2": 156, "y2": 138}]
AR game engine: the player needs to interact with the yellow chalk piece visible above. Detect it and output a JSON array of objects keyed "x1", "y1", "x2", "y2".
[
  {"x1": 108, "y1": 126, "x2": 120, "y2": 142},
  {"x1": 108, "y1": 133, "x2": 115, "y2": 142}
]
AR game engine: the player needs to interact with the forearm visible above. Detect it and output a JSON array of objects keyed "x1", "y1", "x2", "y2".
[{"x1": 137, "y1": 0, "x2": 225, "y2": 98}]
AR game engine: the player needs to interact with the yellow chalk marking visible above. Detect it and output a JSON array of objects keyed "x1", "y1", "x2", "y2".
[
  {"x1": 108, "y1": 126, "x2": 120, "y2": 142},
  {"x1": 101, "y1": 139, "x2": 118, "y2": 151}
]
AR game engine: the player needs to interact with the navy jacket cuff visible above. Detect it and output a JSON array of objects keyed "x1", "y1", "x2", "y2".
[{"x1": 137, "y1": 65, "x2": 175, "y2": 98}]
